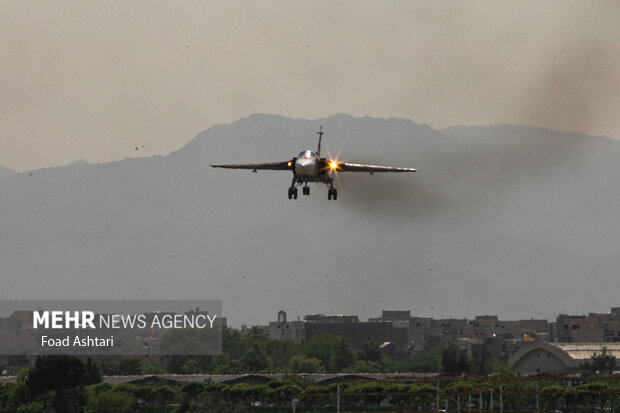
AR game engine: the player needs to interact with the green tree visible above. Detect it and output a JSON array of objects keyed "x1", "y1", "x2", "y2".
[
  {"x1": 288, "y1": 355, "x2": 325, "y2": 373},
  {"x1": 86, "y1": 390, "x2": 133, "y2": 413},
  {"x1": 179, "y1": 381, "x2": 206, "y2": 411},
  {"x1": 331, "y1": 337, "x2": 356, "y2": 371},
  {"x1": 133, "y1": 386, "x2": 156, "y2": 406},
  {"x1": 257, "y1": 336, "x2": 302, "y2": 372},
  {"x1": 346, "y1": 359, "x2": 384, "y2": 373},
  {"x1": 16, "y1": 401, "x2": 45, "y2": 413},
  {"x1": 26, "y1": 356, "x2": 101, "y2": 396},
  {"x1": 540, "y1": 384, "x2": 566, "y2": 411},
  {"x1": 153, "y1": 385, "x2": 178, "y2": 406},
  {"x1": 302, "y1": 333, "x2": 355, "y2": 372},
  {"x1": 408, "y1": 383, "x2": 437, "y2": 409},
  {"x1": 471, "y1": 340, "x2": 491, "y2": 374},
  {"x1": 410, "y1": 347, "x2": 443, "y2": 372},
  {"x1": 488, "y1": 360, "x2": 515, "y2": 377},
  {"x1": 584, "y1": 347, "x2": 617, "y2": 375},
  {"x1": 343, "y1": 382, "x2": 388, "y2": 407},
  {"x1": 359, "y1": 339, "x2": 383, "y2": 363},
  {"x1": 441, "y1": 342, "x2": 472, "y2": 374},
  {"x1": 25, "y1": 356, "x2": 100, "y2": 412},
  {"x1": 0, "y1": 382, "x2": 29, "y2": 412},
  {"x1": 442, "y1": 380, "x2": 477, "y2": 408},
  {"x1": 240, "y1": 343, "x2": 269, "y2": 372}
]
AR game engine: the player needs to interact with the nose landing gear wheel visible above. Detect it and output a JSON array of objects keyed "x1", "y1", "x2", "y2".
[
  {"x1": 328, "y1": 188, "x2": 337, "y2": 200},
  {"x1": 303, "y1": 186, "x2": 310, "y2": 195}
]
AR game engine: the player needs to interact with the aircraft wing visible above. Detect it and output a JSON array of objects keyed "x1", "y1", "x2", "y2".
[
  {"x1": 211, "y1": 161, "x2": 293, "y2": 171},
  {"x1": 336, "y1": 162, "x2": 417, "y2": 173}
]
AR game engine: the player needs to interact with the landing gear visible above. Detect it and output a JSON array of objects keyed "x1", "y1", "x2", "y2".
[
  {"x1": 288, "y1": 177, "x2": 299, "y2": 200},
  {"x1": 327, "y1": 188, "x2": 337, "y2": 200},
  {"x1": 287, "y1": 175, "x2": 338, "y2": 200},
  {"x1": 325, "y1": 177, "x2": 337, "y2": 200}
]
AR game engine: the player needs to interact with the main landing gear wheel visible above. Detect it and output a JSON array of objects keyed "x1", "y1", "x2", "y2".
[
  {"x1": 328, "y1": 188, "x2": 337, "y2": 200},
  {"x1": 303, "y1": 186, "x2": 310, "y2": 196},
  {"x1": 288, "y1": 187, "x2": 298, "y2": 199}
]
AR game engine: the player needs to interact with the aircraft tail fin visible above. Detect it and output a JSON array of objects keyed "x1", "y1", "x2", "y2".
[{"x1": 316, "y1": 126, "x2": 324, "y2": 157}]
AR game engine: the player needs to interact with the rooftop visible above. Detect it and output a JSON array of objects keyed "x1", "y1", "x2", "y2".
[{"x1": 551, "y1": 343, "x2": 620, "y2": 360}]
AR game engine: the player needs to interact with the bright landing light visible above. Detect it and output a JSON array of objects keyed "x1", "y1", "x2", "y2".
[{"x1": 330, "y1": 161, "x2": 338, "y2": 170}]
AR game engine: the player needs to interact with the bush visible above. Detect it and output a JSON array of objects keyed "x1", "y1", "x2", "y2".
[
  {"x1": 86, "y1": 390, "x2": 133, "y2": 413},
  {"x1": 540, "y1": 384, "x2": 566, "y2": 411},
  {"x1": 153, "y1": 385, "x2": 179, "y2": 405},
  {"x1": 409, "y1": 383, "x2": 437, "y2": 407},
  {"x1": 16, "y1": 401, "x2": 45, "y2": 413},
  {"x1": 263, "y1": 383, "x2": 302, "y2": 402},
  {"x1": 343, "y1": 382, "x2": 388, "y2": 407},
  {"x1": 26, "y1": 356, "x2": 101, "y2": 397},
  {"x1": 181, "y1": 381, "x2": 206, "y2": 399},
  {"x1": 288, "y1": 355, "x2": 325, "y2": 373},
  {"x1": 221, "y1": 383, "x2": 266, "y2": 403},
  {"x1": 300, "y1": 385, "x2": 332, "y2": 407},
  {"x1": 111, "y1": 382, "x2": 137, "y2": 395},
  {"x1": 0, "y1": 382, "x2": 29, "y2": 412}
]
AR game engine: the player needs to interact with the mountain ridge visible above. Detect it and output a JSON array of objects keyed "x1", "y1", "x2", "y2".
[
  {"x1": 1, "y1": 114, "x2": 618, "y2": 326},
  {"x1": 0, "y1": 165, "x2": 17, "y2": 181}
]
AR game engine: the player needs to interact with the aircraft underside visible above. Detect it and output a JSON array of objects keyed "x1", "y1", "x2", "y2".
[{"x1": 288, "y1": 173, "x2": 337, "y2": 200}]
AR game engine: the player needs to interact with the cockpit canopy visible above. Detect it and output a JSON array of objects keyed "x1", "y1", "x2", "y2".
[{"x1": 298, "y1": 150, "x2": 316, "y2": 159}]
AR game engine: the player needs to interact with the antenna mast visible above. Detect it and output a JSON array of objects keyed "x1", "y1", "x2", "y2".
[{"x1": 317, "y1": 126, "x2": 324, "y2": 157}]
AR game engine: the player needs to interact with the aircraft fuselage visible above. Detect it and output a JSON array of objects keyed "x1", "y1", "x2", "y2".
[
  {"x1": 211, "y1": 126, "x2": 416, "y2": 201},
  {"x1": 294, "y1": 150, "x2": 328, "y2": 179}
]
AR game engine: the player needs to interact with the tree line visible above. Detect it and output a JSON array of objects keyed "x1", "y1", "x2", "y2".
[
  {"x1": 2, "y1": 357, "x2": 619, "y2": 412},
  {"x1": 1, "y1": 329, "x2": 616, "y2": 411},
  {"x1": 155, "y1": 326, "x2": 513, "y2": 375}
]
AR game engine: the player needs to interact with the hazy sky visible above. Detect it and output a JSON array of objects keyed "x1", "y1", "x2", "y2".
[{"x1": 2, "y1": 1, "x2": 619, "y2": 171}]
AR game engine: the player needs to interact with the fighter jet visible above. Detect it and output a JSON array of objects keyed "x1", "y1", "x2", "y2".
[{"x1": 211, "y1": 127, "x2": 416, "y2": 200}]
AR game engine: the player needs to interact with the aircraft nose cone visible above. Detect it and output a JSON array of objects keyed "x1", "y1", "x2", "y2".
[{"x1": 295, "y1": 158, "x2": 316, "y2": 176}]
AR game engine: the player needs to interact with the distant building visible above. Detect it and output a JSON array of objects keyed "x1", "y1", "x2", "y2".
[
  {"x1": 550, "y1": 309, "x2": 620, "y2": 343},
  {"x1": 407, "y1": 317, "x2": 433, "y2": 351},
  {"x1": 267, "y1": 310, "x2": 305, "y2": 344},
  {"x1": 376, "y1": 311, "x2": 411, "y2": 328},
  {"x1": 304, "y1": 314, "x2": 359, "y2": 323},
  {"x1": 509, "y1": 342, "x2": 620, "y2": 375},
  {"x1": 367, "y1": 311, "x2": 550, "y2": 354},
  {"x1": 305, "y1": 320, "x2": 408, "y2": 354},
  {"x1": 555, "y1": 314, "x2": 606, "y2": 342},
  {"x1": 262, "y1": 310, "x2": 409, "y2": 358},
  {"x1": 257, "y1": 307, "x2": 619, "y2": 362}
]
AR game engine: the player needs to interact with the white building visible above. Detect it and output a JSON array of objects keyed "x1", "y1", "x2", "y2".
[{"x1": 509, "y1": 342, "x2": 620, "y2": 375}]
